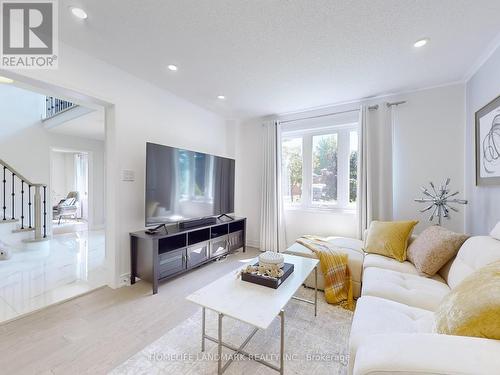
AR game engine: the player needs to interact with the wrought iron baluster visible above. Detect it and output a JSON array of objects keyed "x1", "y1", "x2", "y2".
[
  {"x1": 2, "y1": 166, "x2": 5, "y2": 220},
  {"x1": 21, "y1": 180, "x2": 24, "y2": 229},
  {"x1": 43, "y1": 186, "x2": 47, "y2": 238},
  {"x1": 11, "y1": 172, "x2": 15, "y2": 220},
  {"x1": 28, "y1": 185, "x2": 32, "y2": 228}
]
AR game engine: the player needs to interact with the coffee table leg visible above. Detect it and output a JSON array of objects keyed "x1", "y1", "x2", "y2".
[
  {"x1": 314, "y1": 266, "x2": 318, "y2": 317},
  {"x1": 280, "y1": 309, "x2": 285, "y2": 375},
  {"x1": 201, "y1": 307, "x2": 206, "y2": 352},
  {"x1": 218, "y1": 313, "x2": 223, "y2": 375}
]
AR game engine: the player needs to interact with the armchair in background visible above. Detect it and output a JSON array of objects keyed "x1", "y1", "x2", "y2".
[{"x1": 53, "y1": 191, "x2": 80, "y2": 225}]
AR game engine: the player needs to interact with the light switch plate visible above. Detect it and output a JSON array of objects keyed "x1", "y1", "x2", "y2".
[{"x1": 122, "y1": 169, "x2": 135, "y2": 182}]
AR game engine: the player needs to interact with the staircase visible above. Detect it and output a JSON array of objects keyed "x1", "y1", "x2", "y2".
[
  {"x1": 44, "y1": 96, "x2": 76, "y2": 119},
  {"x1": 0, "y1": 159, "x2": 48, "y2": 241}
]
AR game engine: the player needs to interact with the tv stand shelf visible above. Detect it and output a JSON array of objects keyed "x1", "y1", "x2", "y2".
[{"x1": 130, "y1": 217, "x2": 246, "y2": 294}]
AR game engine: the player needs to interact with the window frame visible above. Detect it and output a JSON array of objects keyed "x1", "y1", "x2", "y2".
[{"x1": 281, "y1": 122, "x2": 358, "y2": 212}]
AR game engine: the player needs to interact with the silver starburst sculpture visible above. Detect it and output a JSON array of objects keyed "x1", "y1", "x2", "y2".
[{"x1": 414, "y1": 178, "x2": 467, "y2": 225}]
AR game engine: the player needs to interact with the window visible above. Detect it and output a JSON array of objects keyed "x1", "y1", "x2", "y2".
[
  {"x1": 281, "y1": 137, "x2": 303, "y2": 205},
  {"x1": 281, "y1": 124, "x2": 358, "y2": 211},
  {"x1": 349, "y1": 131, "x2": 358, "y2": 204},
  {"x1": 312, "y1": 133, "x2": 338, "y2": 205}
]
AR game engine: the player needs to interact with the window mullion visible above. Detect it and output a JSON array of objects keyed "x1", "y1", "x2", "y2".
[
  {"x1": 302, "y1": 135, "x2": 313, "y2": 209},
  {"x1": 337, "y1": 130, "x2": 349, "y2": 208}
]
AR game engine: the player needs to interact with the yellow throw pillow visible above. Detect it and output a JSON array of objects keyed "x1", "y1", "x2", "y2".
[
  {"x1": 435, "y1": 261, "x2": 500, "y2": 340},
  {"x1": 364, "y1": 220, "x2": 418, "y2": 262}
]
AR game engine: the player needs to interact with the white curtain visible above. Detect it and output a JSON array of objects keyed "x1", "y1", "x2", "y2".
[
  {"x1": 357, "y1": 104, "x2": 394, "y2": 239},
  {"x1": 260, "y1": 120, "x2": 287, "y2": 252},
  {"x1": 357, "y1": 106, "x2": 372, "y2": 239}
]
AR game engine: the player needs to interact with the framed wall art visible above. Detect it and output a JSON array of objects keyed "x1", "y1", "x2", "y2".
[{"x1": 476, "y1": 94, "x2": 500, "y2": 185}]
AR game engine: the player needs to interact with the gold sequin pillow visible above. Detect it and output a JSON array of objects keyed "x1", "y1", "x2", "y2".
[
  {"x1": 364, "y1": 220, "x2": 418, "y2": 262},
  {"x1": 407, "y1": 225, "x2": 469, "y2": 277},
  {"x1": 435, "y1": 261, "x2": 500, "y2": 340}
]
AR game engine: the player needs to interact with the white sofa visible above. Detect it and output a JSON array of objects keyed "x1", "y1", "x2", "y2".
[{"x1": 349, "y1": 233, "x2": 500, "y2": 375}]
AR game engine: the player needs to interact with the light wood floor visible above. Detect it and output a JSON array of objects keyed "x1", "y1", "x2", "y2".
[{"x1": 0, "y1": 247, "x2": 261, "y2": 375}]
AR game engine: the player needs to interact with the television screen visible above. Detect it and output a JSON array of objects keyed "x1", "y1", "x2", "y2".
[{"x1": 145, "y1": 142, "x2": 235, "y2": 226}]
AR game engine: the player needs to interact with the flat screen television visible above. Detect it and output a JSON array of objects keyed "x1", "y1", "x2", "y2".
[{"x1": 145, "y1": 142, "x2": 235, "y2": 226}]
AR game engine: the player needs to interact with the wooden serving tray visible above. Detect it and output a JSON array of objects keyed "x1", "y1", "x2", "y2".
[{"x1": 241, "y1": 263, "x2": 294, "y2": 289}]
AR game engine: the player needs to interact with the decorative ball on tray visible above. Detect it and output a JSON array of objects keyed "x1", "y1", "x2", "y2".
[
  {"x1": 259, "y1": 251, "x2": 284, "y2": 268},
  {"x1": 240, "y1": 251, "x2": 294, "y2": 289}
]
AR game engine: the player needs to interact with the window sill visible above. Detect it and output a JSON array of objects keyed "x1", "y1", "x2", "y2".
[{"x1": 284, "y1": 206, "x2": 357, "y2": 215}]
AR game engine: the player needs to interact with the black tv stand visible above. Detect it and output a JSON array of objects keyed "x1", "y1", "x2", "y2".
[
  {"x1": 217, "y1": 213, "x2": 234, "y2": 221},
  {"x1": 145, "y1": 224, "x2": 168, "y2": 235},
  {"x1": 130, "y1": 217, "x2": 246, "y2": 294}
]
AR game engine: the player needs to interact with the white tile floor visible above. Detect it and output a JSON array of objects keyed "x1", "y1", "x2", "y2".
[{"x1": 0, "y1": 229, "x2": 107, "y2": 323}]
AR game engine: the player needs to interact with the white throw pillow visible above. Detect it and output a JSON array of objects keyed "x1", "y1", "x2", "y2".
[{"x1": 490, "y1": 222, "x2": 500, "y2": 241}]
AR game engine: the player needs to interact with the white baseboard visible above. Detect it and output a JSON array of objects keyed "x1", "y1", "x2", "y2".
[
  {"x1": 246, "y1": 239, "x2": 260, "y2": 249},
  {"x1": 117, "y1": 273, "x2": 131, "y2": 287}
]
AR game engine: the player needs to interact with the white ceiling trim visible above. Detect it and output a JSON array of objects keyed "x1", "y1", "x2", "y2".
[
  {"x1": 275, "y1": 80, "x2": 465, "y2": 121},
  {"x1": 463, "y1": 30, "x2": 500, "y2": 82}
]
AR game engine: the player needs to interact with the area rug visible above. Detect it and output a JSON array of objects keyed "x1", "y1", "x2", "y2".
[{"x1": 110, "y1": 288, "x2": 353, "y2": 374}]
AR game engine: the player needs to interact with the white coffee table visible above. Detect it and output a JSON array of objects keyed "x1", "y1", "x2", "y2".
[{"x1": 186, "y1": 253, "x2": 319, "y2": 374}]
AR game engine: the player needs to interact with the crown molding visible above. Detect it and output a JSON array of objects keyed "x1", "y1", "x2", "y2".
[{"x1": 463, "y1": 31, "x2": 500, "y2": 82}]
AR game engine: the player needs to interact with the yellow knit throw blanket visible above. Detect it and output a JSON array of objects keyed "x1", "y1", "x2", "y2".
[{"x1": 296, "y1": 235, "x2": 354, "y2": 311}]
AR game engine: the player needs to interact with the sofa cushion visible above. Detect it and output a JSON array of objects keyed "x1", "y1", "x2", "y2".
[
  {"x1": 435, "y1": 261, "x2": 500, "y2": 340},
  {"x1": 363, "y1": 253, "x2": 419, "y2": 275},
  {"x1": 349, "y1": 296, "x2": 434, "y2": 372},
  {"x1": 324, "y1": 236, "x2": 365, "y2": 251},
  {"x1": 407, "y1": 225, "x2": 468, "y2": 277},
  {"x1": 361, "y1": 267, "x2": 450, "y2": 311},
  {"x1": 364, "y1": 220, "x2": 418, "y2": 262},
  {"x1": 447, "y1": 236, "x2": 500, "y2": 289}
]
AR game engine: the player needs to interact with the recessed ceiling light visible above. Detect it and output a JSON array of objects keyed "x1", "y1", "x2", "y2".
[
  {"x1": 0, "y1": 76, "x2": 14, "y2": 84},
  {"x1": 167, "y1": 64, "x2": 178, "y2": 71},
  {"x1": 414, "y1": 38, "x2": 429, "y2": 48},
  {"x1": 217, "y1": 95, "x2": 225, "y2": 100},
  {"x1": 70, "y1": 7, "x2": 88, "y2": 20}
]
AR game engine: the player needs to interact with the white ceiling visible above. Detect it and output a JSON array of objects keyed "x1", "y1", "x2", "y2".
[{"x1": 59, "y1": 0, "x2": 500, "y2": 119}]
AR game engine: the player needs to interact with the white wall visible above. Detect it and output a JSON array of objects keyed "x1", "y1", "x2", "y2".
[
  {"x1": 5, "y1": 42, "x2": 231, "y2": 286},
  {"x1": 465, "y1": 45, "x2": 500, "y2": 235},
  {"x1": 0, "y1": 85, "x2": 44, "y2": 138},
  {"x1": 236, "y1": 83, "x2": 466, "y2": 248},
  {"x1": 389, "y1": 84, "x2": 465, "y2": 234},
  {"x1": 234, "y1": 119, "x2": 263, "y2": 247},
  {"x1": 51, "y1": 152, "x2": 72, "y2": 205}
]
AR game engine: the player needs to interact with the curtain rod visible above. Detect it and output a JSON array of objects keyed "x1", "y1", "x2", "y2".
[
  {"x1": 387, "y1": 100, "x2": 407, "y2": 107},
  {"x1": 279, "y1": 101, "x2": 407, "y2": 124},
  {"x1": 280, "y1": 108, "x2": 359, "y2": 124}
]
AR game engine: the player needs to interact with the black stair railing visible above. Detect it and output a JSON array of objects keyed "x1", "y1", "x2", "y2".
[
  {"x1": 43, "y1": 186, "x2": 47, "y2": 238},
  {"x1": 44, "y1": 96, "x2": 76, "y2": 119},
  {"x1": 28, "y1": 185, "x2": 32, "y2": 228},
  {"x1": 11, "y1": 172, "x2": 14, "y2": 220},
  {"x1": 2, "y1": 166, "x2": 5, "y2": 221},
  {"x1": 21, "y1": 180, "x2": 24, "y2": 229},
  {"x1": 0, "y1": 159, "x2": 48, "y2": 240}
]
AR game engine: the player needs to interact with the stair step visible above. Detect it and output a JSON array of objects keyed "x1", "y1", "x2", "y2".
[
  {"x1": 12, "y1": 227, "x2": 35, "y2": 233},
  {"x1": 23, "y1": 236, "x2": 50, "y2": 243},
  {"x1": 0, "y1": 219, "x2": 19, "y2": 224}
]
